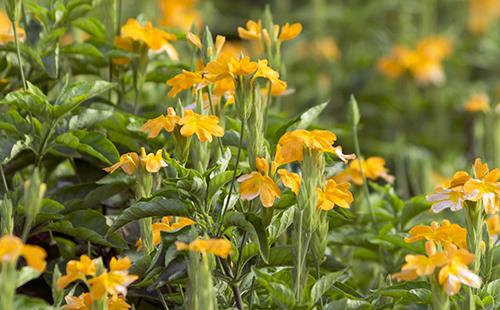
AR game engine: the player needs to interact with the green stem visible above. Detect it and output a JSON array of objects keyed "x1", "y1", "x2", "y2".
[
  {"x1": 0, "y1": 164, "x2": 8, "y2": 193},
  {"x1": 12, "y1": 17, "x2": 27, "y2": 90},
  {"x1": 216, "y1": 119, "x2": 245, "y2": 236},
  {"x1": 352, "y1": 122, "x2": 379, "y2": 231},
  {"x1": 430, "y1": 273, "x2": 449, "y2": 310}
]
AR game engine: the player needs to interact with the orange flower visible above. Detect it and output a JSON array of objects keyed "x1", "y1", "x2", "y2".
[
  {"x1": 404, "y1": 220, "x2": 467, "y2": 249},
  {"x1": 186, "y1": 32, "x2": 202, "y2": 49},
  {"x1": 277, "y1": 169, "x2": 301, "y2": 195},
  {"x1": 120, "y1": 18, "x2": 177, "y2": 52},
  {"x1": 88, "y1": 257, "x2": 138, "y2": 300},
  {"x1": 468, "y1": 0, "x2": 500, "y2": 34},
  {"x1": 178, "y1": 110, "x2": 224, "y2": 142},
  {"x1": 62, "y1": 293, "x2": 93, "y2": 310},
  {"x1": 316, "y1": 179, "x2": 353, "y2": 210},
  {"x1": 140, "y1": 148, "x2": 167, "y2": 173},
  {"x1": 175, "y1": 238, "x2": 232, "y2": 258},
  {"x1": 465, "y1": 93, "x2": 491, "y2": 112},
  {"x1": 486, "y1": 215, "x2": 500, "y2": 242},
  {"x1": 254, "y1": 59, "x2": 287, "y2": 92},
  {"x1": 0, "y1": 235, "x2": 46, "y2": 272},
  {"x1": 158, "y1": 0, "x2": 202, "y2": 32},
  {"x1": 238, "y1": 20, "x2": 262, "y2": 41},
  {"x1": 0, "y1": 11, "x2": 25, "y2": 44},
  {"x1": 57, "y1": 255, "x2": 97, "y2": 289},
  {"x1": 277, "y1": 23, "x2": 302, "y2": 42},
  {"x1": 238, "y1": 158, "x2": 281, "y2": 207},
  {"x1": 463, "y1": 158, "x2": 500, "y2": 214},
  {"x1": 166, "y1": 70, "x2": 205, "y2": 97},
  {"x1": 137, "y1": 216, "x2": 196, "y2": 250},
  {"x1": 103, "y1": 153, "x2": 139, "y2": 175},
  {"x1": 438, "y1": 245, "x2": 481, "y2": 295},
  {"x1": 335, "y1": 157, "x2": 394, "y2": 185},
  {"x1": 393, "y1": 241, "x2": 481, "y2": 296},
  {"x1": 274, "y1": 130, "x2": 340, "y2": 165},
  {"x1": 140, "y1": 107, "x2": 180, "y2": 138}
]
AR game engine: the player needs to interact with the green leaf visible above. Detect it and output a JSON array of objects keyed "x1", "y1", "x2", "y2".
[
  {"x1": 14, "y1": 295, "x2": 54, "y2": 310},
  {"x1": 55, "y1": 131, "x2": 119, "y2": 164},
  {"x1": 400, "y1": 195, "x2": 432, "y2": 230},
  {"x1": 207, "y1": 170, "x2": 233, "y2": 207},
  {"x1": 223, "y1": 211, "x2": 269, "y2": 263},
  {"x1": 311, "y1": 270, "x2": 346, "y2": 304},
  {"x1": 325, "y1": 299, "x2": 370, "y2": 310},
  {"x1": 107, "y1": 197, "x2": 191, "y2": 233},
  {"x1": 52, "y1": 80, "x2": 114, "y2": 118},
  {"x1": 268, "y1": 206, "x2": 295, "y2": 242},
  {"x1": 16, "y1": 267, "x2": 42, "y2": 288},
  {"x1": 349, "y1": 95, "x2": 360, "y2": 127},
  {"x1": 60, "y1": 42, "x2": 104, "y2": 58},
  {"x1": 42, "y1": 209, "x2": 127, "y2": 249},
  {"x1": 295, "y1": 100, "x2": 329, "y2": 129},
  {"x1": 1, "y1": 82, "x2": 49, "y2": 117},
  {"x1": 72, "y1": 17, "x2": 106, "y2": 41}
]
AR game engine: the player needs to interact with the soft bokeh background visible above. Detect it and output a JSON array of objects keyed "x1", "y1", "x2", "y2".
[{"x1": 115, "y1": 0, "x2": 500, "y2": 199}]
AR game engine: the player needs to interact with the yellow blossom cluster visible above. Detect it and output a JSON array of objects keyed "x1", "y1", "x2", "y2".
[
  {"x1": 58, "y1": 256, "x2": 138, "y2": 309},
  {"x1": 238, "y1": 130, "x2": 355, "y2": 209},
  {"x1": 393, "y1": 241, "x2": 481, "y2": 296},
  {"x1": 377, "y1": 36, "x2": 452, "y2": 85},
  {"x1": 426, "y1": 158, "x2": 500, "y2": 214},
  {"x1": 103, "y1": 147, "x2": 167, "y2": 175}
]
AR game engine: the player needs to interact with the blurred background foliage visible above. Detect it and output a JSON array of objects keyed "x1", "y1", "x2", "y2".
[{"x1": 118, "y1": 0, "x2": 500, "y2": 200}]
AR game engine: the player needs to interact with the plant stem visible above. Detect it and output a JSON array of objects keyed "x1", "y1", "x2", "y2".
[
  {"x1": 220, "y1": 259, "x2": 243, "y2": 310},
  {"x1": 12, "y1": 17, "x2": 27, "y2": 90},
  {"x1": 0, "y1": 164, "x2": 8, "y2": 193},
  {"x1": 157, "y1": 289, "x2": 170, "y2": 310},
  {"x1": 216, "y1": 119, "x2": 245, "y2": 236},
  {"x1": 352, "y1": 123, "x2": 379, "y2": 231}
]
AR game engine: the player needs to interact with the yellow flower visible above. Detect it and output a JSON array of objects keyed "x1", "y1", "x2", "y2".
[
  {"x1": 89, "y1": 257, "x2": 138, "y2": 300},
  {"x1": 166, "y1": 70, "x2": 205, "y2": 97},
  {"x1": 238, "y1": 20, "x2": 262, "y2": 41},
  {"x1": 137, "y1": 216, "x2": 196, "y2": 250},
  {"x1": 463, "y1": 158, "x2": 500, "y2": 214},
  {"x1": 377, "y1": 46, "x2": 413, "y2": 79},
  {"x1": 468, "y1": 0, "x2": 500, "y2": 34},
  {"x1": 274, "y1": 130, "x2": 340, "y2": 165},
  {"x1": 438, "y1": 245, "x2": 481, "y2": 295},
  {"x1": 238, "y1": 158, "x2": 281, "y2": 207},
  {"x1": 140, "y1": 107, "x2": 180, "y2": 138},
  {"x1": 140, "y1": 148, "x2": 168, "y2": 173},
  {"x1": 62, "y1": 293, "x2": 93, "y2": 310},
  {"x1": 175, "y1": 238, "x2": 232, "y2": 258},
  {"x1": 186, "y1": 32, "x2": 202, "y2": 49},
  {"x1": 277, "y1": 169, "x2": 301, "y2": 195},
  {"x1": 486, "y1": 215, "x2": 500, "y2": 242},
  {"x1": 228, "y1": 56, "x2": 259, "y2": 76},
  {"x1": 63, "y1": 293, "x2": 131, "y2": 310},
  {"x1": 393, "y1": 242, "x2": 481, "y2": 296},
  {"x1": 0, "y1": 235, "x2": 46, "y2": 272},
  {"x1": 178, "y1": 110, "x2": 224, "y2": 142},
  {"x1": 158, "y1": 0, "x2": 202, "y2": 32},
  {"x1": 0, "y1": 10, "x2": 25, "y2": 44},
  {"x1": 334, "y1": 157, "x2": 394, "y2": 185},
  {"x1": 120, "y1": 18, "x2": 177, "y2": 53},
  {"x1": 465, "y1": 93, "x2": 491, "y2": 112},
  {"x1": 404, "y1": 220, "x2": 467, "y2": 249},
  {"x1": 108, "y1": 295, "x2": 132, "y2": 310},
  {"x1": 277, "y1": 22, "x2": 302, "y2": 42},
  {"x1": 316, "y1": 179, "x2": 353, "y2": 210},
  {"x1": 254, "y1": 59, "x2": 287, "y2": 92},
  {"x1": 57, "y1": 255, "x2": 97, "y2": 289},
  {"x1": 103, "y1": 153, "x2": 139, "y2": 176}
]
